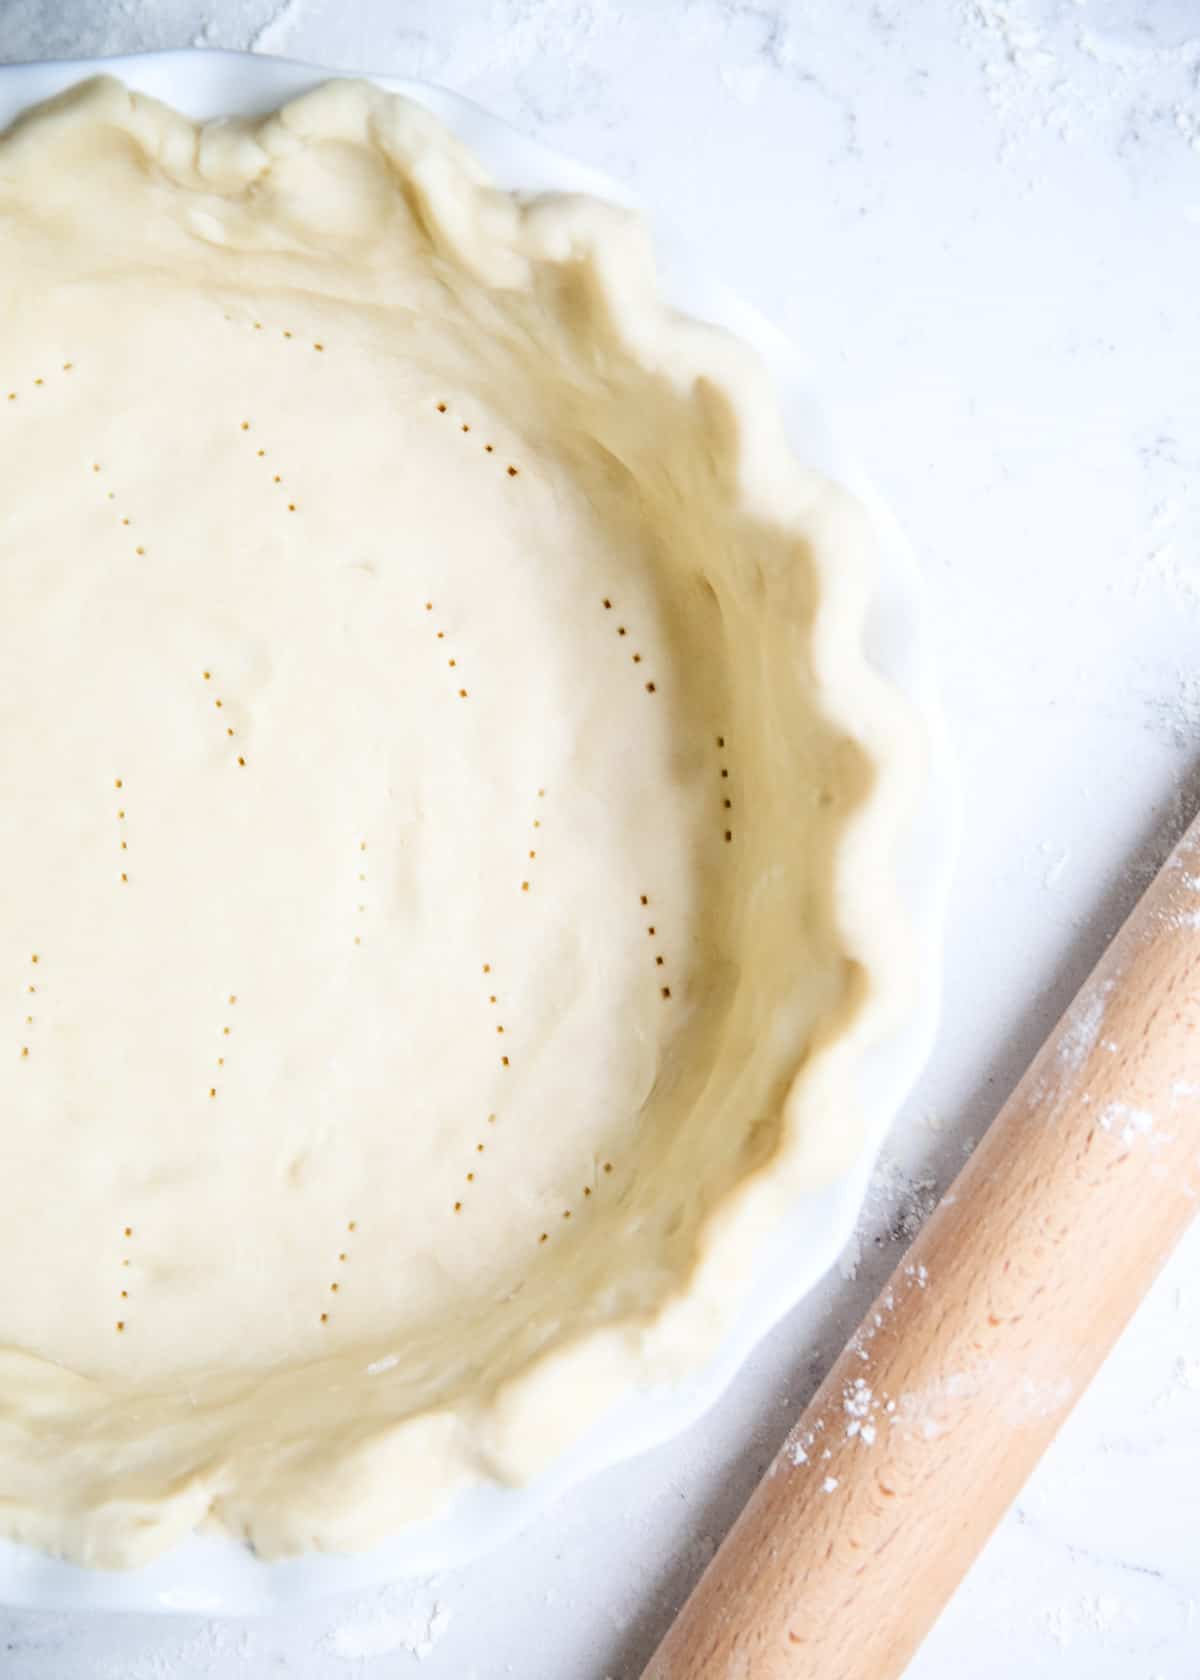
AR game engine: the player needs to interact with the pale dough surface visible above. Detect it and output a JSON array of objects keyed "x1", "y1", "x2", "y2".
[{"x1": 0, "y1": 78, "x2": 914, "y2": 1565}]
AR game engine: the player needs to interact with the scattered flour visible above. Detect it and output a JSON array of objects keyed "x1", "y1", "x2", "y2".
[
  {"x1": 1040, "y1": 839, "x2": 1071, "y2": 888},
  {"x1": 1043, "y1": 1600, "x2": 1075, "y2": 1648},
  {"x1": 96, "y1": 1625, "x2": 255, "y2": 1679},
  {"x1": 1146, "y1": 670, "x2": 1200, "y2": 749},
  {"x1": 249, "y1": 0, "x2": 311, "y2": 54},
  {"x1": 1042, "y1": 1591, "x2": 1126, "y2": 1648},
  {"x1": 1055, "y1": 978, "x2": 1113, "y2": 1077},
  {"x1": 1178, "y1": 672, "x2": 1200, "y2": 734},
  {"x1": 327, "y1": 1589, "x2": 451, "y2": 1663},
  {"x1": 960, "y1": 0, "x2": 1200, "y2": 162},
  {"x1": 1139, "y1": 500, "x2": 1200, "y2": 612},
  {"x1": 831, "y1": 1153, "x2": 938, "y2": 1292},
  {"x1": 1174, "y1": 1355, "x2": 1200, "y2": 1392},
  {"x1": 842, "y1": 1376, "x2": 878, "y2": 1446},
  {"x1": 719, "y1": 62, "x2": 769, "y2": 107},
  {"x1": 679, "y1": 1532, "x2": 717, "y2": 1578},
  {"x1": 866, "y1": 1153, "x2": 939, "y2": 1246},
  {"x1": 1096, "y1": 1101, "x2": 1155, "y2": 1145}
]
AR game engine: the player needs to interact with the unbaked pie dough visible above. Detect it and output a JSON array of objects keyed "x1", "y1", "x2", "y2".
[{"x1": 0, "y1": 77, "x2": 915, "y2": 1566}]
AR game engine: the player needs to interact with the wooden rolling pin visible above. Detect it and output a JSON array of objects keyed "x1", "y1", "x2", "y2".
[{"x1": 644, "y1": 811, "x2": 1200, "y2": 1680}]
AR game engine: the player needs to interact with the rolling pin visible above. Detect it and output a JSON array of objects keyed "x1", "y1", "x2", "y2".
[{"x1": 643, "y1": 810, "x2": 1200, "y2": 1680}]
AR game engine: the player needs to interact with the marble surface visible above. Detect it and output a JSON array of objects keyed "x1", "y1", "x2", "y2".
[{"x1": 2, "y1": 1, "x2": 1199, "y2": 1675}]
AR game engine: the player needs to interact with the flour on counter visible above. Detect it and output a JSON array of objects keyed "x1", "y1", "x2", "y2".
[
  {"x1": 833, "y1": 1152, "x2": 938, "y2": 1286},
  {"x1": 837, "y1": 1230, "x2": 862, "y2": 1282},
  {"x1": 867, "y1": 1154, "x2": 939, "y2": 1246},
  {"x1": 679, "y1": 1532, "x2": 717, "y2": 1578},
  {"x1": 1139, "y1": 500, "x2": 1200, "y2": 611},
  {"x1": 188, "y1": 0, "x2": 307, "y2": 52},
  {"x1": 1173, "y1": 1356, "x2": 1200, "y2": 1392},
  {"x1": 94, "y1": 1624, "x2": 255, "y2": 1679},
  {"x1": 1039, "y1": 839, "x2": 1071, "y2": 889},
  {"x1": 326, "y1": 1587, "x2": 452, "y2": 1663},
  {"x1": 961, "y1": 0, "x2": 1200, "y2": 162},
  {"x1": 249, "y1": 0, "x2": 313, "y2": 53},
  {"x1": 1178, "y1": 672, "x2": 1200, "y2": 735},
  {"x1": 1144, "y1": 669, "x2": 1200, "y2": 749},
  {"x1": 1042, "y1": 1590, "x2": 1127, "y2": 1648}
]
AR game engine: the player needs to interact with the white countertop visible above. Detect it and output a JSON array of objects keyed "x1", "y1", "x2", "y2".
[{"x1": 2, "y1": 2, "x2": 1198, "y2": 1675}]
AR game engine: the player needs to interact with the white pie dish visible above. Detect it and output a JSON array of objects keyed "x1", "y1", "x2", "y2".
[{"x1": 0, "y1": 48, "x2": 956, "y2": 1613}]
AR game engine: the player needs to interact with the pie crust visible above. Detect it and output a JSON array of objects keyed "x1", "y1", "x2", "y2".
[{"x1": 0, "y1": 77, "x2": 917, "y2": 1566}]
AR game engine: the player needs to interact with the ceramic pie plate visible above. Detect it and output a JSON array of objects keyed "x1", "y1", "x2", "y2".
[{"x1": 0, "y1": 49, "x2": 956, "y2": 1612}]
